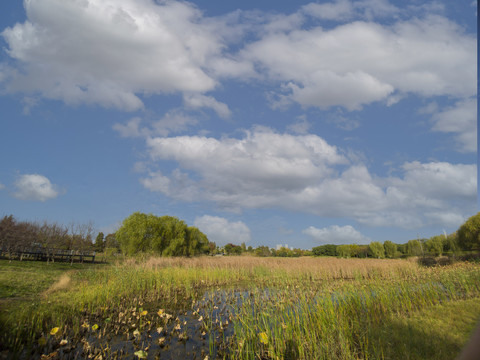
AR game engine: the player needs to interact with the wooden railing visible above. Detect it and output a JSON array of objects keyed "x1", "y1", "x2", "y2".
[{"x1": 0, "y1": 245, "x2": 96, "y2": 263}]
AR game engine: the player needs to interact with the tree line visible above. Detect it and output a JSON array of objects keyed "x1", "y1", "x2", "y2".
[
  {"x1": 0, "y1": 215, "x2": 97, "y2": 252},
  {"x1": 312, "y1": 212, "x2": 479, "y2": 259},
  {"x1": 1, "y1": 211, "x2": 479, "y2": 259}
]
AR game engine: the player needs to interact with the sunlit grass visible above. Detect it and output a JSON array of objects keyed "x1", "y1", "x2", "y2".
[{"x1": 0, "y1": 257, "x2": 479, "y2": 359}]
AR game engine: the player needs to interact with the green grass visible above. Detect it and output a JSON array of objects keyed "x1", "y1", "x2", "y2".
[
  {"x1": 0, "y1": 257, "x2": 479, "y2": 359},
  {"x1": 0, "y1": 260, "x2": 99, "y2": 298},
  {"x1": 367, "y1": 297, "x2": 480, "y2": 359}
]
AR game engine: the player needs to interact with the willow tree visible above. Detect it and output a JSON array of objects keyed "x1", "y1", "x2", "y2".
[
  {"x1": 457, "y1": 212, "x2": 480, "y2": 251},
  {"x1": 116, "y1": 212, "x2": 209, "y2": 256}
]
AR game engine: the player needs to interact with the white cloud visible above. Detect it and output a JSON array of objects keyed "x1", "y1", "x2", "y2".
[
  {"x1": 183, "y1": 93, "x2": 231, "y2": 119},
  {"x1": 113, "y1": 117, "x2": 144, "y2": 138},
  {"x1": 143, "y1": 127, "x2": 348, "y2": 203},
  {"x1": 0, "y1": 183, "x2": 5, "y2": 190},
  {"x1": 242, "y1": 14, "x2": 475, "y2": 110},
  {"x1": 140, "y1": 127, "x2": 476, "y2": 229},
  {"x1": 194, "y1": 215, "x2": 251, "y2": 245},
  {"x1": 113, "y1": 111, "x2": 198, "y2": 138},
  {"x1": 302, "y1": 225, "x2": 370, "y2": 245},
  {"x1": 13, "y1": 174, "x2": 60, "y2": 202},
  {"x1": 430, "y1": 98, "x2": 477, "y2": 153},
  {"x1": 1, "y1": 1, "x2": 474, "y2": 115},
  {"x1": 0, "y1": 0, "x2": 240, "y2": 110}
]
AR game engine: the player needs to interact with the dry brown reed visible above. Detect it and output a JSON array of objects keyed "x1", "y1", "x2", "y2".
[{"x1": 139, "y1": 255, "x2": 419, "y2": 281}]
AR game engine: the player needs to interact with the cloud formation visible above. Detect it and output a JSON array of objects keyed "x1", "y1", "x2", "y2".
[
  {"x1": 141, "y1": 128, "x2": 476, "y2": 228},
  {"x1": 303, "y1": 225, "x2": 370, "y2": 244},
  {"x1": 13, "y1": 174, "x2": 60, "y2": 202},
  {"x1": 194, "y1": 215, "x2": 251, "y2": 245},
  {"x1": 1, "y1": 0, "x2": 474, "y2": 115},
  {"x1": 430, "y1": 98, "x2": 477, "y2": 153},
  {"x1": 242, "y1": 15, "x2": 475, "y2": 110},
  {"x1": 1, "y1": 0, "x2": 241, "y2": 110}
]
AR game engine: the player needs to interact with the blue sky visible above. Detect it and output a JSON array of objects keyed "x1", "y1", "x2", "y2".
[{"x1": 0, "y1": 0, "x2": 477, "y2": 249}]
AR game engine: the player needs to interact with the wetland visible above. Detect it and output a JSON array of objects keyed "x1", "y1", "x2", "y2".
[{"x1": 1, "y1": 256, "x2": 479, "y2": 359}]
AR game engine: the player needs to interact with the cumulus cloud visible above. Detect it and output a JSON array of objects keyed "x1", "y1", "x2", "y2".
[
  {"x1": 1, "y1": 0, "x2": 474, "y2": 115},
  {"x1": 114, "y1": 111, "x2": 198, "y2": 138},
  {"x1": 194, "y1": 215, "x2": 251, "y2": 245},
  {"x1": 140, "y1": 128, "x2": 476, "y2": 229},
  {"x1": 142, "y1": 127, "x2": 348, "y2": 207},
  {"x1": 183, "y1": 94, "x2": 231, "y2": 119},
  {"x1": 430, "y1": 98, "x2": 477, "y2": 153},
  {"x1": 303, "y1": 225, "x2": 370, "y2": 245},
  {"x1": 13, "y1": 174, "x2": 60, "y2": 202},
  {"x1": 0, "y1": 0, "x2": 245, "y2": 110},
  {"x1": 242, "y1": 13, "x2": 475, "y2": 110}
]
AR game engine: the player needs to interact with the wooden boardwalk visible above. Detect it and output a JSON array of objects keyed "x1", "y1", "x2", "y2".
[{"x1": 0, "y1": 246, "x2": 96, "y2": 263}]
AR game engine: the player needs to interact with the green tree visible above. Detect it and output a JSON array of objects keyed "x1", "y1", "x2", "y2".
[
  {"x1": 368, "y1": 241, "x2": 385, "y2": 258},
  {"x1": 457, "y1": 212, "x2": 480, "y2": 251},
  {"x1": 254, "y1": 246, "x2": 271, "y2": 257},
  {"x1": 224, "y1": 243, "x2": 242, "y2": 255},
  {"x1": 94, "y1": 232, "x2": 105, "y2": 252},
  {"x1": 105, "y1": 233, "x2": 120, "y2": 251},
  {"x1": 336, "y1": 245, "x2": 351, "y2": 258},
  {"x1": 312, "y1": 244, "x2": 337, "y2": 257},
  {"x1": 384, "y1": 240, "x2": 397, "y2": 259},
  {"x1": 406, "y1": 239, "x2": 423, "y2": 256},
  {"x1": 443, "y1": 233, "x2": 458, "y2": 254},
  {"x1": 425, "y1": 235, "x2": 443, "y2": 256},
  {"x1": 116, "y1": 212, "x2": 209, "y2": 256}
]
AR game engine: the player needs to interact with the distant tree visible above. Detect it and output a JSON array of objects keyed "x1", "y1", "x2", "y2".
[
  {"x1": 224, "y1": 243, "x2": 242, "y2": 255},
  {"x1": 406, "y1": 239, "x2": 423, "y2": 256},
  {"x1": 94, "y1": 232, "x2": 105, "y2": 252},
  {"x1": 254, "y1": 246, "x2": 271, "y2": 257},
  {"x1": 457, "y1": 212, "x2": 480, "y2": 251},
  {"x1": 276, "y1": 247, "x2": 297, "y2": 257},
  {"x1": 443, "y1": 233, "x2": 458, "y2": 254},
  {"x1": 116, "y1": 212, "x2": 209, "y2": 256},
  {"x1": 312, "y1": 244, "x2": 337, "y2": 257},
  {"x1": 349, "y1": 244, "x2": 360, "y2": 258},
  {"x1": 208, "y1": 241, "x2": 217, "y2": 254},
  {"x1": 356, "y1": 245, "x2": 369, "y2": 258},
  {"x1": 368, "y1": 241, "x2": 385, "y2": 258},
  {"x1": 240, "y1": 242, "x2": 246, "y2": 252},
  {"x1": 384, "y1": 241, "x2": 397, "y2": 259},
  {"x1": 396, "y1": 243, "x2": 406, "y2": 255},
  {"x1": 425, "y1": 236, "x2": 443, "y2": 256},
  {"x1": 105, "y1": 233, "x2": 120, "y2": 251},
  {"x1": 336, "y1": 245, "x2": 351, "y2": 258}
]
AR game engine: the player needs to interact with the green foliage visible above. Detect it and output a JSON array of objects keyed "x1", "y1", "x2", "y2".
[
  {"x1": 384, "y1": 240, "x2": 397, "y2": 259},
  {"x1": 457, "y1": 212, "x2": 480, "y2": 251},
  {"x1": 225, "y1": 243, "x2": 243, "y2": 255},
  {"x1": 312, "y1": 244, "x2": 337, "y2": 257},
  {"x1": 443, "y1": 233, "x2": 458, "y2": 254},
  {"x1": 425, "y1": 236, "x2": 443, "y2": 256},
  {"x1": 254, "y1": 246, "x2": 271, "y2": 257},
  {"x1": 94, "y1": 232, "x2": 105, "y2": 252},
  {"x1": 115, "y1": 212, "x2": 209, "y2": 256},
  {"x1": 368, "y1": 241, "x2": 385, "y2": 258},
  {"x1": 275, "y1": 247, "x2": 300, "y2": 257},
  {"x1": 407, "y1": 240, "x2": 423, "y2": 256},
  {"x1": 336, "y1": 245, "x2": 352, "y2": 258}
]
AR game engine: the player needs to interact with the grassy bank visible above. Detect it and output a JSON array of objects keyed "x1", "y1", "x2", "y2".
[{"x1": 0, "y1": 256, "x2": 479, "y2": 359}]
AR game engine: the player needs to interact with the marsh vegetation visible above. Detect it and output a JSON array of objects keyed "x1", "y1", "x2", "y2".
[{"x1": 1, "y1": 256, "x2": 479, "y2": 359}]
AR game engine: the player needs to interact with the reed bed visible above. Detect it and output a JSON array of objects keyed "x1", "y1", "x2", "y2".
[{"x1": 1, "y1": 257, "x2": 479, "y2": 359}]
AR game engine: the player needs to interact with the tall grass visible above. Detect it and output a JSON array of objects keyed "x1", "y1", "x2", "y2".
[{"x1": 1, "y1": 257, "x2": 479, "y2": 359}]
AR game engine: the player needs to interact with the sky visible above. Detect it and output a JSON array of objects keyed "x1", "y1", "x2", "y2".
[{"x1": 0, "y1": 0, "x2": 477, "y2": 249}]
